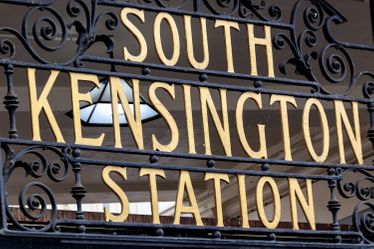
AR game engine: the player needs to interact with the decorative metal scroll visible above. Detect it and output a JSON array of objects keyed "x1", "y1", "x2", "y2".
[
  {"x1": 337, "y1": 168, "x2": 374, "y2": 244},
  {"x1": 2, "y1": 144, "x2": 72, "y2": 232},
  {"x1": 0, "y1": 0, "x2": 373, "y2": 248}
]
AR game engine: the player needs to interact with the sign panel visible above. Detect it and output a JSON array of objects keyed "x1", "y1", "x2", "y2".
[{"x1": 0, "y1": 0, "x2": 373, "y2": 248}]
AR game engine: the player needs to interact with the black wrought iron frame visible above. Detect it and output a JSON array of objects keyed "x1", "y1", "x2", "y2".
[{"x1": 0, "y1": 0, "x2": 373, "y2": 248}]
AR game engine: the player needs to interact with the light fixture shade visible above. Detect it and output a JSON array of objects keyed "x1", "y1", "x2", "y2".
[{"x1": 72, "y1": 78, "x2": 159, "y2": 126}]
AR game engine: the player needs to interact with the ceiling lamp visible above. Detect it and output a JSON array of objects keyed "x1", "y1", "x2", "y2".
[{"x1": 71, "y1": 78, "x2": 159, "y2": 126}]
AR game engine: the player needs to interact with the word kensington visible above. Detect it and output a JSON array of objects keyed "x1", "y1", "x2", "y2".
[{"x1": 27, "y1": 68, "x2": 363, "y2": 165}]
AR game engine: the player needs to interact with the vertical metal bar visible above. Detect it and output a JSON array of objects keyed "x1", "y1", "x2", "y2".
[
  {"x1": 370, "y1": 0, "x2": 374, "y2": 41},
  {"x1": 0, "y1": 141, "x2": 7, "y2": 232},
  {"x1": 70, "y1": 148, "x2": 87, "y2": 233},
  {"x1": 327, "y1": 168, "x2": 342, "y2": 243},
  {"x1": 194, "y1": 0, "x2": 201, "y2": 12},
  {"x1": 3, "y1": 64, "x2": 19, "y2": 139}
]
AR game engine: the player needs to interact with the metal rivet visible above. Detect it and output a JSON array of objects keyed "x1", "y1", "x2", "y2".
[
  {"x1": 207, "y1": 159, "x2": 215, "y2": 168},
  {"x1": 142, "y1": 67, "x2": 151, "y2": 75},
  {"x1": 269, "y1": 233, "x2": 276, "y2": 241},
  {"x1": 156, "y1": 228, "x2": 164, "y2": 236},
  {"x1": 254, "y1": 80, "x2": 262, "y2": 88},
  {"x1": 72, "y1": 148, "x2": 81, "y2": 158},
  {"x1": 150, "y1": 155, "x2": 158, "y2": 164},
  {"x1": 199, "y1": 74, "x2": 208, "y2": 82},
  {"x1": 261, "y1": 163, "x2": 270, "y2": 171},
  {"x1": 335, "y1": 235, "x2": 342, "y2": 243},
  {"x1": 213, "y1": 231, "x2": 221, "y2": 239},
  {"x1": 78, "y1": 225, "x2": 86, "y2": 233}
]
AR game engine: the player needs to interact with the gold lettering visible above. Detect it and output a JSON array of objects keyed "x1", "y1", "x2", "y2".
[
  {"x1": 110, "y1": 77, "x2": 143, "y2": 149},
  {"x1": 214, "y1": 20, "x2": 239, "y2": 73},
  {"x1": 334, "y1": 101, "x2": 363, "y2": 164},
  {"x1": 154, "y1": 12, "x2": 180, "y2": 66},
  {"x1": 184, "y1": 16, "x2": 209, "y2": 69},
  {"x1": 247, "y1": 24, "x2": 275, "y2": 77},
  {"x1": 70, "y1": 73, "x2": 105, "y2": 146},
  {"x1": 121, "y1": 8, "x2": 148, "y2": 62},
  {"x1": 102, "y1": 166, "x2": 129, "y2": 222},
  {"x1": 183, "y1": 85, "x2": 196, "y2": 154},
  {"x1": 200, "y1": 87, "x2": 231, "y2": 156},
  {"x1": 256, "y1": 177, "x2": 281, "y2": 229},
  {"x1": 236, "y1": 92, "x2": 267, "y2": 159},
  {"x1": 204, "y1": 173, "x2": 230, "y2": 227},
  {"x1": 174, "y1": 171, "x2": 203, "y2": 226},
  {"x1": 270, "y1": 95, "x2": 297, "y2": 161},
  {"x1": 139, "y1": 168, "x2": 166, "y2": 224},
  {"x1": 149, "y1": 83, "x2": 179, "y2": 152},
  {"x1": 27, "y1": 68, "x2": 65, "y2": 142},
  {"x1": 288, "y1": 178, "x2": 316, "y2": 230},
  {"x1": 237, "y1": 175, "x2": 250, "y2": 228},
  {"x1": 302, "y1": 98, "x2": 330, "y2": 162}
]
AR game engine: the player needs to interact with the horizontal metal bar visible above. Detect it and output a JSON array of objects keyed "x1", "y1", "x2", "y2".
[
  {"x1": 2, "y1": 138, "x2": 373, "y2": 171},
  {"x1": 79, "y1": 55, "x2": 319, "y2": 88},
  {"x1": 55, "y1": 219, "x2": 360, "y2": 237},
  {"x1": 72, "y1": 157, "x2": 337, "y2": 180},
  {"x1": 0, "y1": 60, "x2": 371, "y2": 104},
  {"x1": 2, "y1": 229, "x2": 369, "y2": 248},
  {"x1": 97, "y1": 0, "x2": 294, "y2": 29}
]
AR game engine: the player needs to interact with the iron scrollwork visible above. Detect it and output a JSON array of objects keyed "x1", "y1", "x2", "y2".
[
  {"x1": 2, "y1": 145, "x2": 71, "y2": 232},
  {"x1": 353, "y1": 201, "x2": 374, "y2": 244},
  {"x1": 338, "y1": 169, "x2": 374, "y2": 201},
  {"x1": 273, "y1": 0, "x2": 358, "y2": 96},
  {"x1": 137, "y1": 0, "x2": 282, "y2": 21},
  {"x1": 337, "y1": 169, "x2": 374, "y2": 243},
  {"x1": 0, "y1": 0, "x2": 118, "y2": 65},
  {"x1": 271, "y1": 0, "x2": 374, "y2": 99}
]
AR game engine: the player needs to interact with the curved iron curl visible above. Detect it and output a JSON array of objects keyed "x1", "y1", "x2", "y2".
[
  {"x1": 0, "y1": 27, "x2": 48, "y2": 62},
  {"x1": 0, "y1": 39, "x2": 16, "y2": 59},
  {"x1": 303, "y1": 4, "x2": 325, "y2": 31},
  {"x1": 298, "y1": 29, "x2": 317, "y2": 49},
  {"x1": 93, "y1": 10, "x2": 118, "y2": 50},
  {"x1": 352, "y1": 201, "x2": 374, "y2": 244},
  {"x1": 139, "y1": 0, "x2": 281, "y2": 20},
  {"x1": 203, "y1": 0, "x2": 239, "y2": 16},
  {"x1": 67, "y1": 0, "x2": 90, "y2": 17},
  {"x1": 0, "y1": 0, "x2": 68, "y2": 62},
  {"x1": 272, "y1": 0, "x2": 320, "y2": 85},
  {"x1": 153, "y1": 0, "x2": 189, "y2": 9},
  {"x1": 5, "y1": 182, "x2": 57, "y2": 232},
  {"x1": 0, "y1": 2, "x2": 75, "y2": 63},
  {"x1": 95, "y1": 11, "x2": 119, "y2": 31},
  {"x1": 268, "y1": 5, "x2": 282, "y2": 21},
  {"x1": 337, "y1": 168, "x2": 374, "y2": 201},
  {"x1": 358, "y1": 71, "x2": 374, "y2": 99},
  {"x1": 66, "y1": 0, "x2": 119, "y2": 66},
  {"x1": 22, "y1": 5, "x2": 68, "y2": 52},
  {"x1": 137, "y1": 0, "x2": 188, "y2": 10},
  {"x1": 3, "y1": 145, "x2": 71, "y2": 232},
  {"x1": 0, "y1": 0, "x2": 118, "y2": 65},
  {"x1": 273, "y1": 30, "x2": 320, "y2": 91},
  {"x1": 4, "y1": 145, "x2": 70, "y2": 183},
  {"x1": 319, "y1": 43, "x2": 356, "y2": 95},
  {"x1": 239, "y1": 0, "x2": 282, "y2": 21},
  {"x1": 66, "y1": 0, "x2": 97, "y2": 64}
]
